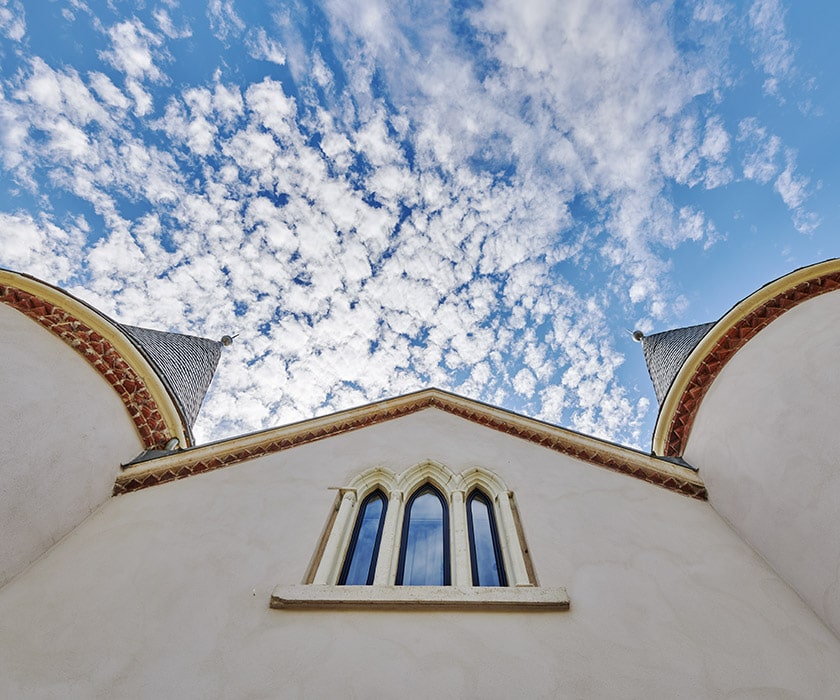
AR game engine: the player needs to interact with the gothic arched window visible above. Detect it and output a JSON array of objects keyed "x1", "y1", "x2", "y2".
[
  {"x1": 395, "y1": 484, "x2": 450, "y2": 586},
  {"x1": 308, "y1": 462, "x2": 536, "y2": 590},
  {"x1": 466, "y1": 490, "x2": 507, "y2": 586},
  {"x1": 338, "y1": 489, "x2": 388, "y2": 585},
  {"x1": 280, "y1": 462, "x2": 570, "y2": 610}
]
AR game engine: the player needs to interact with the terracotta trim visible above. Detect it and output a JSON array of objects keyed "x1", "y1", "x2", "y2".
[
  {"x1": 659, "y1": 270, "x2": 840, "y2": 457},
  {"x1": 116, "y1": 389, "x2": 706, "y2": 500},
  {"x1": 1, "y1": 283, "x2": 173, "y2": 450}
]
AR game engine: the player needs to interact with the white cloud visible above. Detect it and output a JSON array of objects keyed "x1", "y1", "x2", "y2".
[
  {"x1": 738, "y1": 117, "x2": 780, "y2": 183},
  {"x1": 0, "y1": 0, "x2": 24, "y2": 41},
  {"x1": 246, "y1": 28, "x2": 286, "y2": 65},
  {"x1": 738, "y1": 117, "x2": 816, "y2": 232},
  {"x1": 0, "y1": 212, "x2": 86, "y2": 283},
  {"x1": 774, "y1": 151, "x2": 807, "y2": 210},
  {"x1": 153, "y1": 8, "x2": 191, "y2": 39},
  {"x1": 0, "y1": 0, "x2": 818, "y2": 450},
  {"x1": 99, "y1": 19, "x2": 166, "y2": 83},
  {"x1": 693, "y1": 0, "x2": 728, "y2": 24},
  {"x1": 513, "y1": 368, "x2": 537, "y2": 398},
  {"x1": 207, "y1": 0, "x2": 245, "y2": 42},
  {"x1": 748, "y1": 0, "x2": 795, "y2": 97},
  {"x1": 774, "y1": 149, "x2": 819, "y2": 234},
  {"x1": 88, "y1": 71, "x2": 131, "y2": 110}
]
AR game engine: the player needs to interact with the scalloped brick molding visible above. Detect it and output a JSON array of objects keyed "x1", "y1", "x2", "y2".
[
  {"x1": 663, "y1": 272, "x2": 840, "y2": 456},
  {"x1": 1, "y1": 284, "x2": 171, "y2": 450}
]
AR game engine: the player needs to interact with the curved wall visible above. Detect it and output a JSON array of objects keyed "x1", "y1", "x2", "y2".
[
  {"x1": 0, "y1": 303, "x2": 143, "y2": 586},
  {"x1": 683, "y1": 290, "x2": 840, "y2": 637}
]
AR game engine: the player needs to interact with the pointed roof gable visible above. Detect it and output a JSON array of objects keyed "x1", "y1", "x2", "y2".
[
  {"x1": 115, "y1": 388, "x2": 706, "y2": 500},
  {"x1": 119, "y1": 324, "x2": 223, "y2": 430},
  {"x1": 639, "y1": 322, "x2": 716, "y2": 404}
]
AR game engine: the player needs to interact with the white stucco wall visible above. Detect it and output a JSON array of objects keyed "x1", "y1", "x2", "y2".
[
  {"x1": 684, "y1": 291, "x2": 840, "y2": 639},
  {"x1": 1, "y1": 408, "x2": 839, "y2": 698},
  {"x1": 0, "y1": 304, "x2": 144, "y2": 587}
]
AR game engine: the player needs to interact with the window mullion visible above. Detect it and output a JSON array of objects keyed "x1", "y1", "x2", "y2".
[
  {"x1": 450, "y1": 490, "x2": 471, "y2": 586},
  {"x1": 385, "y1": 490, "x2": 407, "y2": 583},
  {"x1": 373, "y1": 489, "x2": 403, "y2": 585}
]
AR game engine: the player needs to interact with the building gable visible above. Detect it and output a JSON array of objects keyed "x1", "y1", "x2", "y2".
[{"x1": 116, "y1": 388, "x2": 706, "y2": 499}]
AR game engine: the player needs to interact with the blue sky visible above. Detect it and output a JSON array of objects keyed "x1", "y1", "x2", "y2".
[{"x1": 0, "y1": 0, "x2": 836, "y2": 449}]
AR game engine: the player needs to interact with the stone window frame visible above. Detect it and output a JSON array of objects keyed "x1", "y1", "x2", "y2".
[
  {"x1": 310, "y1": 460, "x2": 532, "y2": 588},
  {"x1": 271, "y1": 461, "x2": 569, "y2": 610}
]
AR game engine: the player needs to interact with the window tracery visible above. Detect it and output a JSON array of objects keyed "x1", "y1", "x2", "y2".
[{"x1": 310, "y1": 461, "x2": 533, "y2": 588}]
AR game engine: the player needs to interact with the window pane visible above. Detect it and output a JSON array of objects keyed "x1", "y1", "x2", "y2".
[
  {"x1": 397, "y1": 486, "x2": 449, "y2": 585},
  {"x1": 339, "y1": 491, "x2": 386, "y2": 585},
  {"x1": 468, "y1": 492, "x2": 507, "y2": 586}
]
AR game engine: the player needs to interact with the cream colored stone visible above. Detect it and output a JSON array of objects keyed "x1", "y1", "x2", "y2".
[
  {"x1": 270, "y1": 584, "x2": 569, "y2": 610},
  {"x1": 310, "y1": 459, "x2": 531, "y2": 587}
]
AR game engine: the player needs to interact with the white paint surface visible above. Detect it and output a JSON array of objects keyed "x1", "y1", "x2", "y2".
[
  {"x1": 1, "y1": 408, "x2": 838, "y2": 698},
  {"x1": 0, "y1": 304, "x2": 143, "y2": 586},
  {"x1": 685, "y1": 291, "x2": 840, "y2": 639}
]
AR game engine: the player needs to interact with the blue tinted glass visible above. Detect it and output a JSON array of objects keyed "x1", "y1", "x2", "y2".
[
  {"x1": 468, "y1": 493, "x2": 505, "y2": 586},
  {"x1": 400, "y1": 489, "x2": 446, "y2": 585},
  {"x1": 340, "y1": 492, "x2": 386, "y2": 585}
]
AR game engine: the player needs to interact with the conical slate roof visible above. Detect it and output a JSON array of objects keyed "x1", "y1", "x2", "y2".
[
  {"x1": 119, "y1": 324, "x2": 223, "y2": 430},
  {"x1": 639, "y1": 322, "x2": 716, "y2": 404}
]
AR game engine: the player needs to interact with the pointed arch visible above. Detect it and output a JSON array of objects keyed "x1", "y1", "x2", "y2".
[
  {"x1": 466, "y1": 489, "x2": 507, "y2": 586},
  {"x1": 310, "y1": 460, "x2": 534, "y2": 587},
  {"x1": 394, "y1": 459, "x2": 457, "y2": 494},
  {"x1": 338, "y1": 489, "x2": 388, "y2": 585},
  {"x1": 346, "y1": 466, "x2": 399, "y2": 499},
  {"x1": 395, "y1": 483, "x2": 450, "y2": 586}
]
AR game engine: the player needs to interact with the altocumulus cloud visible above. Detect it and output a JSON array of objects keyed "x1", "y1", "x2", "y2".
[{"x1": 0, "y1": 0, "x2": 821, "y2": 448}]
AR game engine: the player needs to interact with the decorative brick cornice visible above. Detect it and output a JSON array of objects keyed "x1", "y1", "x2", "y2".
[
  {"x1": 115, "y1": 389, "x2": 707, "y2": 500},
  {"x1": 661, "y1": 270, "x2": 840, "y2": 457},
  {"x1": 1, "y1": 284, "x2": 172, "y2": 450}
]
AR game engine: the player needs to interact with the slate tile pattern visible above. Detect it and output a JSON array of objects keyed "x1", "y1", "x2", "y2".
[
  {"x1": 119, "y1": 324, "x2": 222, "y2": 430},
  {"x1": 640, "y1": 322, "x2": 716, "y2": 404}
]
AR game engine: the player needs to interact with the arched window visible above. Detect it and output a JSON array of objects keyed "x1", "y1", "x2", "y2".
[
  {"x1": 466, "y1": 490, "x2": 507, "y2": 587},
  {"x1": 395, "y1": 484, "x2": 450, "y2": 586},
  {"x1": 338, "y1": 490, "x2": 387, "y2": 585},
  {"x1": 309, "y1": 462, "x2": 534, "y2": 589}
]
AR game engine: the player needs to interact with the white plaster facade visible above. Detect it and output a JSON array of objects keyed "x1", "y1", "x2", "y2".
[
  {"x1": 2, "y1": 262, "x2": 840, "y2": 698},
  {"x1": 683, "y1": 289, "x2": 840, "y2": 639},
  {"x1": 2, "y1": 409, "x2": 840, "y2": 698},
  {"x1": 0, "y1": 302, "x2": 142, "y2": 587}
]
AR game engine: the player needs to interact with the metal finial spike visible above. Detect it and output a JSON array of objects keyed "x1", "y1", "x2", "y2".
[{"x1": 632, "y1": 330, "x2": 644, "y2": 342}]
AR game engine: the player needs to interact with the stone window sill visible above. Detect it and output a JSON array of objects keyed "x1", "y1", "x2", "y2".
[{"x1": 270, "y1": 585, "x2": 569, "y2": 611}]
